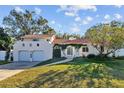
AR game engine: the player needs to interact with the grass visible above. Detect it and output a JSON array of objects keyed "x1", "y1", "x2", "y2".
[
  {"x1": 0, "y1": 57, "x2": 124, "y2": 88},
  {"x1": 0, "y1": 61, "x2": 10, "y2": 65},
  {"x1": 34, "y1": 57, "x2": 66, "y2": 66}
]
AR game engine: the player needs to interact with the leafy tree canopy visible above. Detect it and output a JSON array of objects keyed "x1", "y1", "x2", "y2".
[
  {"x1": 85, "y1": 21, "x2": 124, "y2": 57},
  {"x1": 3, "y1": 9, "x2": 53, "y2": 39},
  {"x1": 0, "y1": 27, "x2": 12, "y2": 51}
]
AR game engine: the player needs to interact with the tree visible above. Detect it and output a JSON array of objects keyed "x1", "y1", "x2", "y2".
[
  {"x1": 110, "y1": 20, "x2": 122, "y2": 27},
  {"x1": 61, "y1": 33, "x2": 81, "y2": 39},
  {"x1": 0, "y1": 27, "x2": 12, "y2": 60},
  {"x1": 85, "y1": 22, "x2": 124, "y2": 57},
  {"x1": 0, "y1": 27, "x2": 12, "y2": 50},
  {"x1": 3, "y1": 9, "x2": 50, "y2": 39},
  {"x1": 42, "y1": 27, "x2": 56, "y2": 35}
]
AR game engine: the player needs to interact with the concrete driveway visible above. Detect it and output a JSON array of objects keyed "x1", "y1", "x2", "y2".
[{"x1": 0, "y1": 61, "x2": 41, "y2": 81}]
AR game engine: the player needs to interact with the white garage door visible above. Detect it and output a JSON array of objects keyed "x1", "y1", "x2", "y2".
[
  {"x1": 19, "y1": 51, "x2": 30, "y2": 61},
  {"x1": 32, "y1": 51, "x2": 44, "y2": 61}
]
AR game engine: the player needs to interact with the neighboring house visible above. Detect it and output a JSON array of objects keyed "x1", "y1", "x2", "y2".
[
  {"x1": 13, "y1": 34, "x2": 53, "y2": 62},
  {"x1": 0, "y1": 50, "x2": 6, "y2": 61},
  {"x1": 0, "y1": 47, "x2": 7, "y2": 61}
]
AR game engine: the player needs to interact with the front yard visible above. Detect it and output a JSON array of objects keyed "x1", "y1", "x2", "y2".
[{"x1": 0, "y1": 57, "x2": 124, "y2": 88}]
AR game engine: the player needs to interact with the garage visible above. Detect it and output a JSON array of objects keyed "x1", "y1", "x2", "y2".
[
  {"x1": 13, "y1": 39, "x2": 53, "y2": 62},
  {"x1": 32, "y1": 51, "x2": 44, "y2": 61},
  {"x1": 19, "y1": 51, "x2": 30, "y2": 61}
]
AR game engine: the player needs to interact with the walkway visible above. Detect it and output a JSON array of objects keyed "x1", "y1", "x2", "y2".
[{"x1": 44, "y1": 58, "x2": 73, "y2": 66}]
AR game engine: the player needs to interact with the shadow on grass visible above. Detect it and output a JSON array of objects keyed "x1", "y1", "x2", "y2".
[
  {"x1": 14, "y1": 57, "x2": 124, "y2": 88},
  {"x1": 34, "y1": 57, "x2": 66, "y2": 67},
  {"x1": 18, "y1": 62, "x2": 122, "y2": 88},
  {"x1": 56, "y1": 57, "x2": 124, "y2": 80},
  {"x1": 19, "y1": 69, "x2": 84, "y2": 88}
]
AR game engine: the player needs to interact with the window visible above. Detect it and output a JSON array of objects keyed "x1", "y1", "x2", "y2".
[
  {"x1": 86, "y1": 47, "x2": 89, "y2": 52},
  {"x1": 82, "y1": 47, "x2": 89, "y2": 52},
  {"x1": 67, "y1": 47, "x2": 73, "y2": 55},
  {"x1": 22, "y1": 43, "x2": 25, "y2": 47},
  {"x1": 37, "y1": 43, "x2": 39, "y2": 47},
  {"x1": 82, "y1": 47, "x2": 85, "y2": 52}
]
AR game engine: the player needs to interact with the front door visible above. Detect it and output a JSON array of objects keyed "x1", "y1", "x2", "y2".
[
  {"x1": 53, "y1": 45, "x2": 61, "y2": 58},
  {"x1": 67, "y1": 47, "x2": 73, "y2": 57}
]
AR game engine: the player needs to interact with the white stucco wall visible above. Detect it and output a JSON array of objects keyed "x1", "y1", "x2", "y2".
[
  {"x1": 13, "y1": 40, "x2": 53, "y2": 62},
  {"x1": 61, "y1": 43, "x2": 124, "y2": 58},
  {"x1": 0, "y1": 51, "x2": 6, "y2": 60},
  {"x1": 61, "y1": 44, "x2": 99, "y2": 58}
]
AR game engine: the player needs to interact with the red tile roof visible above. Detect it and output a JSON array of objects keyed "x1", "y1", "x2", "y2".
[
  {"x1": 53, "y1": 39, "x2": 89, "y2": 45},
  {"x1": 53, "y1": 39, "x2": 67, "y2": 44},
  {"x1": 21, "y1": 34, "x2": 90, "y2": 45},
  {"x1": 63, "y1": 39, "x2": 89, "y2": 44},
  {"x1": 21, "y1": 34, "x2": 53, "y2": 39}
]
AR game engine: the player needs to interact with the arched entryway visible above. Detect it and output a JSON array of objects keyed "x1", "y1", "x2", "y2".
[
  {"x1": 53, "y1": 45, "x2": 61, "y2": 58},
  {"x1": 67, "y1": 46, "x2": 73, "y2": 57}
]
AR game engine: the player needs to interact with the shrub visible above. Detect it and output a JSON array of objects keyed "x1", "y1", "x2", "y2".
[
  {"x1": 87, "y1": 54, "x2": 96, "y2": 59},
  {"x1": 95, "y1": 55, "x2": 112, "y2": 61},
  {"x1": 114, "y1": 56, "x2": 124, "y2": 60}
]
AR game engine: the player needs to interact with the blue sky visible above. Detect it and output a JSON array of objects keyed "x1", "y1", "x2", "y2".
[{"x1": 0, "y1": 5, "x2": 123, "y2": 35}]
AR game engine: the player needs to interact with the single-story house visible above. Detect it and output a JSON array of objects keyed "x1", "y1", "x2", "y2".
[
  {"x1": 13, "y1": 34, "x2": 53, "y2": 62},
  {"x1": 53, "y1": 38, "x2": 124, "y2": 58},
  {"x1": 53, "y1": 38, "x2": 99, "y2": 58}
]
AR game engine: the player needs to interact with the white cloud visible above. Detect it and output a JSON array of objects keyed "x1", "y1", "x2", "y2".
[
  {"x1": 57, "y1": 5, "x2": 68, "y2": 12},
  {"x1": 82, "y1": 20, "x2": 88, "y2": 25},
  {"x1": 81, "y1": 16, "x2": 93, "y2": 25},
  {"x1": 51, "y1": 20, "x2": 55, "y2": 24},
  {"x1": 86, "y1": 16, "x2": 93, "y2": 21},
  {"x1": 34, "y1": 7, "x2": 41, "y2": 15},
  {"x1": 75, "y1": 16, "x2": 81, "y2": 22},
  {"x1": 75, "y1": 5, "x2": 97, "y2": 12},
  {"x1": 104, "y1": 14, "x2": 110, "y2": 20},
  {"x1": 70, "y1": 26, "x2": 80, "y2": 33},
  {"x1": 57, "y1": 5, "x2": 97, "y2": 17},
  {"x1": 70, "y1": 23, "x2": 80, "y2": 33},
  {"x1": 114, "y1": 13, "x2": 122, "y2": 19},
  {"x1": 15, "y1": 6, "x2": 24, "y2": 12},
  {"x1": 65, "y1": 12, "x2": 75, "y2": 17},
  {"x1": 96, "y1": 14, "x2": 99, "y2": 17},
  {"x1": 114, "y1": 5, "x2": 122, "y2": 8}
]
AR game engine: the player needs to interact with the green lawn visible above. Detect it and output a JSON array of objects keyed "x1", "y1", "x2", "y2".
[
  {"x1": 0, "y1": 57, "x2": 124, "y2": 88},
  {"x1": 34, "y1": 57, "x2": 66, "y2": 66},
  {"x1": 0, "y1": 61, "x2": 10, "y2": 65}
]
